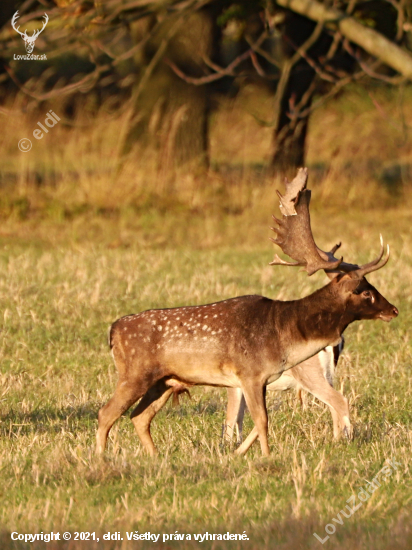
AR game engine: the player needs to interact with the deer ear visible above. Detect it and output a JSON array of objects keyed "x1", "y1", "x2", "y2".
[{"x1": 335, "y1": 273, "x2": 360, "y2": 293}]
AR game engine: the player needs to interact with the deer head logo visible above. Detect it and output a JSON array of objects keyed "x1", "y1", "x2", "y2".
[{"x1": 11, "y1": 11, "x2": 48, "y2": 54}]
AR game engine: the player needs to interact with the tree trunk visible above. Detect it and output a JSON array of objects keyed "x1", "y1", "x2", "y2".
[
  {"x1": 270, "y1": 13, "x2": 319, "y2": 175},
  {"x1": 270, "y1": 60, "x2": 314, "y2": 175},
  {"x1": 122, "y1": 10, "x2": 213, "y2": 174}
]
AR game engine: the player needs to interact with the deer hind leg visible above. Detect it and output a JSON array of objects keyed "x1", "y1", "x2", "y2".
[
  {"x1": 96, "y1": 378, "x2": 148, "y2": 455},
  {"x1": 96, "y1": 340, "x2": 159, "y2": 455},
  {"x1": 235, "y1": 384, "x2": 269, "y2": 457},
  {"x1": 224, "y1": 388, "x2": 246, "y2": 444},
  {"x1": 130, "y1": 379, "x2": 174, "y2": 456},
  {"x1": 234, "y1": 425, "x2": 259, "y2": 456}
]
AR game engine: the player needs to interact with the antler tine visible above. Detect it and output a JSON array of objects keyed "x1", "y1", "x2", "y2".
[
  {"x1": 329, "y1": 242, "x2": 341, "y2": 255},
  {"x1": 11, "y1": 11, "x2": 26, "y2": 37},
  {"x1": 349, "y1": 236, "x2": 390, "y2": 279},
  {"x1": 269, "y1": 254, "x2": 301, "y2": 267},
  {"x1": 32, "y1": 13, "x2": 49, "y2": 39},
  {"x1": 269, "y1": 219, "x2": 306, "y2": 268},
  {"x1": 317, "y1": 242, "x2": 360, "y2": 279}
]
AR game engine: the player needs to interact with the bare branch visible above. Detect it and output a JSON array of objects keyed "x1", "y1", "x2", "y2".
[
  {"x1": 244, "y1": 33, "x2": 281, "y2": 69},
  {"x1": 343, "y1": 39, "x2": 407, "y2": 84},
  {"x1": 165, "y1": 32, "x2": 267, "y2": 85},
  {"x1": 5, "y1": 63, "x2": 110, "y2": 101},
  {"x1": 276, "y1": 0, "x2": 412, "y2": 78},
  {"x1": 284, "y1": 35, "x2": 338, "y2": 82},
  {"x1": 250, "y1": 51, "x2": 266, "y2": 77}
]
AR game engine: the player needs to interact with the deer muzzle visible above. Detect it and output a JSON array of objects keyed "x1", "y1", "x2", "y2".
[{"x1": 378, "y1": 305, "x2": 399, "y2": 322}]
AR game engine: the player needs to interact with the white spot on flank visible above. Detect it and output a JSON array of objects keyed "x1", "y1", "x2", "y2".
[
  {"x1": 131, "y1": 349, "x2": 136, "y2": 355},
  {"x1": 202, "y1": 325, "x2": 208, "y2": 331},
  {"x1": 158, "y1": 325, "x2": 162, "y2": 331}
]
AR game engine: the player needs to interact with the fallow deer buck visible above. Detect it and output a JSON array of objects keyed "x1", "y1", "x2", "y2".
[{"x1": 96, "y1": 168, "x2": 398, "y2": 457}]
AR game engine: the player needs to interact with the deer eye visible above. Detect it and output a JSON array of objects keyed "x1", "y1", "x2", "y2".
[{"x1": 362, "y1": 290, "x2": 374, "y2": 302}]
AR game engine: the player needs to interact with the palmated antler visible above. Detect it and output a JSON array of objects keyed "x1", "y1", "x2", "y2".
[
  {"x1": 270, "y1": 168, "x2": 343, "y2": 275},
  {"x1": 276, "y1": 166, "x2": 309, "y2": 216},
  {"x1": 270, "y1": 169, "x2": 390, "y2": 279}
]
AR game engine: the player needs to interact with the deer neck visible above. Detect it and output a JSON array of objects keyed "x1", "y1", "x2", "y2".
[
  {"x1": 275, "y1": 282, "x2": 350, "y2": 368},
  {"x1": 301, "y1": 282, "x2": 353, "y2": 337}
]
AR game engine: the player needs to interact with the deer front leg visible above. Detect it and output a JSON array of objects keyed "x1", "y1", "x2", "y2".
[
  {"x1": 224, "y1": 388, "x2": 246, "y2": 444},
  {"x1": 236, "y1": 383, "x2": 269, "y2": 457},
  {"x1": 130, "y1": 380, "x2": 174, "y2": 456},
  {"x1": 328, "y1": 395, "x2": 352, "y2": 439}
]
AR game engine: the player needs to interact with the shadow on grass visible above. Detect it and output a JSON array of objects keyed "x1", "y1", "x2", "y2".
[{"x1": 0, "y1": 403, "x2": 99, "y2": 437}]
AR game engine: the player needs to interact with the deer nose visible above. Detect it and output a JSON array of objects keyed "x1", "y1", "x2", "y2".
[{"x1": 392, "y1": 306, "x2": 399, "y2": 317}]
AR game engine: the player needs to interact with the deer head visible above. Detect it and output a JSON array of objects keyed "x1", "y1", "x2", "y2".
[{"x1": 11, "y1": 11, "x2": 48, "y2": 54}]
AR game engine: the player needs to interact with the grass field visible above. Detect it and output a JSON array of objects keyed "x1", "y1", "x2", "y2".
[
  {"x1": 0, "y1": 219, "x2": 411, "y2": 550},
  {"x1": 0, "y1": 84, "x2": 412, "y2": 549}
]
